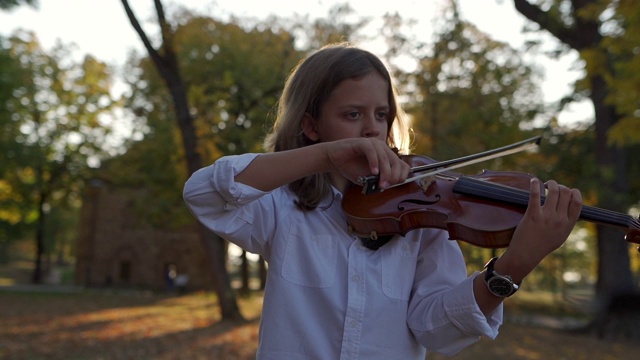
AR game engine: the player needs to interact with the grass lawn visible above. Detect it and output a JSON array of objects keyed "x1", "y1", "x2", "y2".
[{"x1": 1, "y1": 287, "x2": 639, "y2": 359}]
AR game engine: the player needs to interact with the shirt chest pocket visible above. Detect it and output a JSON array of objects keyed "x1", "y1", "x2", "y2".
[
  {"x1": 281, "y1": 230, "x2": 337, "y2": 288},
  {"x1": 380, "y1": 238, "x2": 418, "y2": 300}
]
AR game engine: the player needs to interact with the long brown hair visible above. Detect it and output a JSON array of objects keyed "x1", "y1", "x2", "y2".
[{"x1": 264, "y1": 42, "x2": 411, "y2": 210}]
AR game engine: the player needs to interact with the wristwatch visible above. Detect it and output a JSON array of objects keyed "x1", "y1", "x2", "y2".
[{"x1": 484, "y1": 257, "x2": 520, "y2": 298}]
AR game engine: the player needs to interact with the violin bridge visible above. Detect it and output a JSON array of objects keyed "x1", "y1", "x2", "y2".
[{"x1": 419, "y1": 176, "x2": 435, "y2": 192}]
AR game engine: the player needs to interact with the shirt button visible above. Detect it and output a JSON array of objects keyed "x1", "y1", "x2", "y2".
[
  {"x1": 349, "y1": 320, "x2": 357, "y2": 328},
  {"x1": 352, "y1": 275, "x2": 360, "y2": 282}
]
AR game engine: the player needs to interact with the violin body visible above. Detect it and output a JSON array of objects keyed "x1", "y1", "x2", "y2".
[{"x1": 342, "y1": 155, "x2": 640, "y2": 249}]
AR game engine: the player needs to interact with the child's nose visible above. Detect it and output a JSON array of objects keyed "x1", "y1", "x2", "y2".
[{"x1": 362, "y1": 117, "x2": 380, "y2": 138}]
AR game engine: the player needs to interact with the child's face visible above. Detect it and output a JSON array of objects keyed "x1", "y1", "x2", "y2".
[{"x1": 304, "y1": 72, "x2": 390, "y2": 143}]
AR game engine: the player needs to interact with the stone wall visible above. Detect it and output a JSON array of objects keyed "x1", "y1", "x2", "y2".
[{"x1": 75, "y1": 180, "x2": 214, "y2": 291}]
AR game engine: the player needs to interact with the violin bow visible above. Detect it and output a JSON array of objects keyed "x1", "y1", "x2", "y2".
[{"x1": 358, "y1": 135, "x2": 542, "y2": 194}]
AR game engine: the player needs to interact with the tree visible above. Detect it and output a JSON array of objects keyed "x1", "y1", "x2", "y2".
[
  {"x1": 406, "y1": 2, "x2": 556, "y2": 276},
  {"x1": 512, "y1": 0, "x2": 640, "y2": 336},
  {"x1": 1, "y1": 31, "x2": 116, "y2": 282},
  {"x1": 118, "y1": 0, "x2": 376, "y2": 320},
  {"x1": 0, "y1": 0, "x2": 36, "y2": 11},
  {"x1": 116, "y1": 12, "x2": 302, "y2": 293},
  {"x1": 411, "y1": 2, "x2": 544, "y2": 163},
  {"x1": 288, "y1": 3, "x2": 371, "y2": 50},
  {"x1": 120, "y1": 0, "x2": 246, "y2": 321},
  {"x1": 0, "y1": 35, "x2": 28, "y2": 263},
  {"x1": 174, "y1": 16, "x2": 300, "y2": 158}
]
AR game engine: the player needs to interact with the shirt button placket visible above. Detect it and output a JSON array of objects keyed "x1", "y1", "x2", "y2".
[{"x1": 339, "y1": 241, "x2": 366, "y2": 360}]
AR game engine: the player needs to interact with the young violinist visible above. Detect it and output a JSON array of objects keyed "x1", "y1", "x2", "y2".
[{"x1": 183, "y1": 42, "x2": 583, "y2": 359}]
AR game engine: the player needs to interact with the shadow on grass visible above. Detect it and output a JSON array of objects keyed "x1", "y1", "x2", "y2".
[
  {"x1": 0, "y1": 288, "x2": 261, "y2": 359},
  {"x1": 2, "y1": 288, "x2": 640, "y2": 359}
]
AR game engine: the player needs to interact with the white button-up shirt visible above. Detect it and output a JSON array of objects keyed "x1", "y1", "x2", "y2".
[{"x1": 183, "y1": 154, "x2": 502, "y2": 359}]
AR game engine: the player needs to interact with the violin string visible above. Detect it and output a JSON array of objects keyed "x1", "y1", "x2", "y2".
[
  {"x1": 454, "y1": 177, "x2": 639, "y2": 229},
  {"x1": 466, "y1": 179, "x2": 631, "y2": 227},
  {"x1": 496, "y1": 180, "x2": 634, "y2": 228}
]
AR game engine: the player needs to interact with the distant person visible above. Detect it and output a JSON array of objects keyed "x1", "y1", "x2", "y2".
[
  {"x1": 175, "y1": 273, "x2": 189, "y2": 295},
  {"x1": 164, "y1": 264, "x2": 177, "y2": 293},
  {"x1": 183, "y1": 42, "x2": 582, "y2": 359}
]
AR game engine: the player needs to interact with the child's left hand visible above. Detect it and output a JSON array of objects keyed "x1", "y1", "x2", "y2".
[{"x1": 499, "y1": 178, "x2": 582, "y2": 280}]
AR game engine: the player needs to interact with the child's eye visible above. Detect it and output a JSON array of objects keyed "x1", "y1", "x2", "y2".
[
  {"x1": 376, "y1": 111, "x2": 388, "y2": 120},
  {"x1": 347, "y1": 111, "x2": 361, "y2": 119}
]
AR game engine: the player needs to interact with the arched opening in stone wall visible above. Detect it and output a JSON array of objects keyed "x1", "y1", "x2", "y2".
[
  {"x1": 111, "y1": 245, "x2": 139, "y2": 287},
  {"x1": 119, "y1": 260, "x2": 132, "y2": 283}
]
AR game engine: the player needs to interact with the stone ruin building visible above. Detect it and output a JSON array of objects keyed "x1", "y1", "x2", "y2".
[{"x1": 74, "y1": 180, "x2": 215, "y2": 292}]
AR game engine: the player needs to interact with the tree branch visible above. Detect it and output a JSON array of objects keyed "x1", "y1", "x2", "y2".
[
  {"x1": 120, "y1": 0, "x2": 165, "y2": 68},
  {"x1": 512, "y1": 0, "x2": 584, "y2": 49}
]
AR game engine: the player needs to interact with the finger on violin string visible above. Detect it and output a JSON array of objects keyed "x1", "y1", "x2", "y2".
[
  {"x1": 568, "y1": 188, "x2": 583, "y2": 221},
  {"x1": 542, "y1": 180, "x2": 560, "y2": 210},
  {"x1": 553, "y1": 184, "x2": 575, "y2": 213},
  {"x1": 527, "y1": 177, "x2": 542, "y2": 208}
]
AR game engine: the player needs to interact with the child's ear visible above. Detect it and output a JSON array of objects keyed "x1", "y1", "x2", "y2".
[{"x1": 302, "y1": 113, "x2": 320, "y2": 142}]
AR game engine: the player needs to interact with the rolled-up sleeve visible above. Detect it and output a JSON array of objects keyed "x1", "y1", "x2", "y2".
[
  {"x1": 407, "y1": 231, "x2": 502, "y2": 356},
  {"x1": 183, "y1": 154, "x2": 273, "y2": 256}
]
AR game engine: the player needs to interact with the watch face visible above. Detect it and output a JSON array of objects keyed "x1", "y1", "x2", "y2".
[{"x1": 487, "y1": 276, "x2": 515, "y2": 297}]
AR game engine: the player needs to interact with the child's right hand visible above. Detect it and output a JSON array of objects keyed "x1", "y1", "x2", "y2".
[{"x1": 325, "y1": 138, "x2": 411, "y2": 189}]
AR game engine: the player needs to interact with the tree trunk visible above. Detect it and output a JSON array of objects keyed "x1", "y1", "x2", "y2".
[
  {"x1": 240, "y1": 250, "x2": 250, "y2": 295},
  {"x1": 259, "y1": 256, "x2": 267, "y2": 290},
  {"x1": 590, "y1": 73, "x2": 634, "y2": 303},
  {"x1": 512, "y1": 0, "x2": 637, "y2": 338},
  {"x1": 199, "y1": 224, "x2": 244, "y2": 320},
  {"x1": 589, "y1": 73, "x2": 636, "y2": 337},
  {"x1": 120, "y1": 0, "x2": 243, "y2": 321},
  {"x1": 170, "y1": 62, "x2": 243, "y2": 321},
  {"x1": 32, "y1": 192, "x2": 46, "y2": 284}
]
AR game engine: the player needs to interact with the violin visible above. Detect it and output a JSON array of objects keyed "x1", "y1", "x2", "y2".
[{"x1": 342, "y1": 153, "x2": 640, "y2": 250}]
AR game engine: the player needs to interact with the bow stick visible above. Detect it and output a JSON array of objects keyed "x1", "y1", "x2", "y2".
[{"x1": 358, "y1": 135, "x2": 542, "y2": 194}]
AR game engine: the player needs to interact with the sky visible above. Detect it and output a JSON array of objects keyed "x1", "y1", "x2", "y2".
[{"x1": 0, "y1": 0, "x2": 593, "y2": 125}]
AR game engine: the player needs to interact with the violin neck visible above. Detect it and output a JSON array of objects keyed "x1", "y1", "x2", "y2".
[{"x1": 452, "y1": 176, "x2": 639, "y2": 232}]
